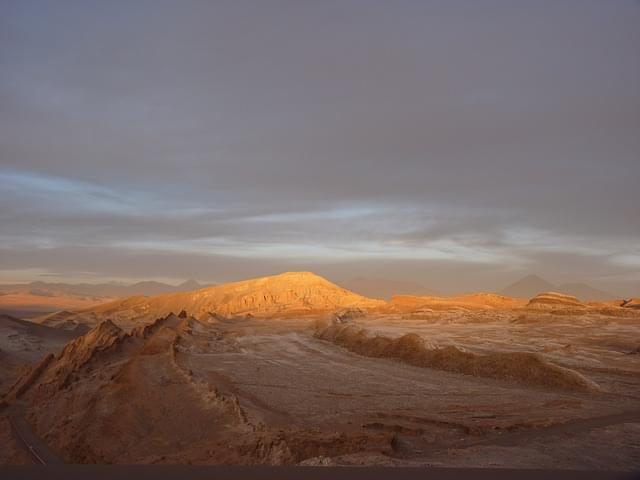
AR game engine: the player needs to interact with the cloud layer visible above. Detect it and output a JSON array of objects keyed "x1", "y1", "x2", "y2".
[{"x1": 1, "y1": 1, "x2": 639, "y2": 295}]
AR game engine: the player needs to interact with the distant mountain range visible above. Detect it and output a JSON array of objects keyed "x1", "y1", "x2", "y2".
[
  {"x1": 0, "y1": 272, "x2": 621, "y2": 319},
  {"x1": 0, "y1": 279, "x2": 207, "y2": 298},
  {"x1": 501, "y1": 274, "x2": 616, "y2": 301},
  {"x1": 0, "y1": 279, "x2": 209, "y2": 317}
]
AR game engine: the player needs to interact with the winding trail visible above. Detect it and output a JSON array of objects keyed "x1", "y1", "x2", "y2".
[{"x1": 8, "y1": 405, "x2": 63, "y2": 465}]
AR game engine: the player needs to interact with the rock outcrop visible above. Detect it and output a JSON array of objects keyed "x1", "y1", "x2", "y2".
[
  {"x1": 621, "y1": 298, "x2": 640, "y2": 310},
  {"x1": 526, "y1": 292, "x2": 586, "y2": 309},
  {"x1": 314, "y1": 320, "x2": 601, "y2": 393}
]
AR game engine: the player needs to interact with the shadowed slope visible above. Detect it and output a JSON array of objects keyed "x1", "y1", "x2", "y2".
[
  {"x1": 5, "y1": 320, "x2": 127, "y2": 401},
  {"x1": 0, "y1": 315, "x2": 83, "y2": 394}
]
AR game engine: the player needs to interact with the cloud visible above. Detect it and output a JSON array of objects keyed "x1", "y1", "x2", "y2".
[{"x1": 0, "y1": 1, "x2": 639, "y2": 294}]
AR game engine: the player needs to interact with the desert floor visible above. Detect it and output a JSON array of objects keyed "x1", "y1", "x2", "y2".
[
  {"x1": 178, "y1": 312, "x2": 640, "y2": 468},
  {"x1": 2, "y1": 310, "x2": 639, "y2": 469}
]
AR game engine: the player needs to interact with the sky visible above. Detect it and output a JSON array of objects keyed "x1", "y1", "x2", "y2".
[{"x1": 1, "y1": 0, "x2": 639, "y2": 295}]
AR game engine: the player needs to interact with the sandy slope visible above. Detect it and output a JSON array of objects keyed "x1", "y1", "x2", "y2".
[
  {"x1": 0, "y1": 315, "x2": 81, "y2": 392},
  {"x1": 43, "y1": 272, "x2": 384, "y2": 329},
  {"x1": 388, "y1": 293, "x2": 526, "y2": 312}
]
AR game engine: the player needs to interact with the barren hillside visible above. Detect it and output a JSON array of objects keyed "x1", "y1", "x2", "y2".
[{"x1": 44, "y1": 272, "x2": 385, "y2": 330}]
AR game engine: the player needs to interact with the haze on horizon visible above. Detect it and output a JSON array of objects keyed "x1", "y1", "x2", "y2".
[{"x1": 1, "y1": 1, "x2": 639, "y2": 296}]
